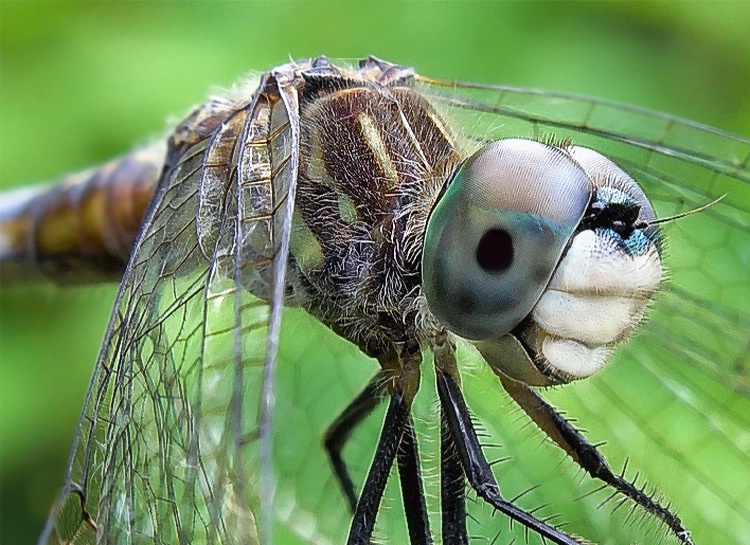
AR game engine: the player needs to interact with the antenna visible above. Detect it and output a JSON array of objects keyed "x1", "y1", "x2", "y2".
[{"x1": 636, "y1": 194, "x2": 726, "y2": 229}]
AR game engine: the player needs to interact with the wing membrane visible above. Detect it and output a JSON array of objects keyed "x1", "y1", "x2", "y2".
[{"x1": 39, "y1": 74, "x2": 300, "y2": 545}]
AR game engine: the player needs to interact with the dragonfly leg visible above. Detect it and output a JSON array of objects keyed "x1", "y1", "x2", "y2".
[
  {"x1": 346, "y1": 390, "x2": 410, "y2": 545},
  {"x1": 436, "y1": 369, "x2": 584, "y2": 545},
  {"x1": 324, "y1": 372, "x2": 386, "y2": 513},
  {"x1": 440, "y1": 404, "x2": 468, "y2": 545},
  {"x1": 498, "y1": 374, "x2": 695, "y2": 545},
  {"x1": 397, "y1": 415, "x2": 433, "y2": 545},
  {"x1": 327, "y1": 371, "x2": 433, "y2": 544}
]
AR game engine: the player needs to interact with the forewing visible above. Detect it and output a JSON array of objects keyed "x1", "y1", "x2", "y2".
[
  {"x1": 419, "y1": 78, "x2": 750, "y2": 544},
  {"x1": 39, "y1": 75, "x2": 299, "y2": 545}
]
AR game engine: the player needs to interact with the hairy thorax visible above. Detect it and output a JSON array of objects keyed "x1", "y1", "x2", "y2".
[{"x1": 288, "y1": 79, "x2": 462, "y2": 357}]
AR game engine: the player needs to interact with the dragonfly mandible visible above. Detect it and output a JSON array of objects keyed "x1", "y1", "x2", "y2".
[{"x1": 2, "y1": 57, "x2": 749, "y2": 545}]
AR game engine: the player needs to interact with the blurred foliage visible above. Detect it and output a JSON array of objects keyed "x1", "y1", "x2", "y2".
[{"x1": 1, "y1": 1, "x2": 749, "y2": 544}]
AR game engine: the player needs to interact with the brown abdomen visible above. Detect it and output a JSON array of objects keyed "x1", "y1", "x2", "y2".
[{"x1": 0, "y1": 145, "x2": 163, "y2": 284}]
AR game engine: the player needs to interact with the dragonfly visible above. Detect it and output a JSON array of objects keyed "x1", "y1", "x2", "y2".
[{"x1": 1, "y1": 56, "x2": 748, "y2": 545}]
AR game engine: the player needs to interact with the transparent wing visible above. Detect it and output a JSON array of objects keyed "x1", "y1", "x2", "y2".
[
  {"x1": 414, "y1": 78, "x2": 750, "y2": 545},
  {"x1": 38, "y1": 74, "x2": 299, "y2": 545}
]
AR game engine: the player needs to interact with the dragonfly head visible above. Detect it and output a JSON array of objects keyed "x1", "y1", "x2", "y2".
[{"x1": 422, "y1": 139, "x2": 662, "y2": 386}]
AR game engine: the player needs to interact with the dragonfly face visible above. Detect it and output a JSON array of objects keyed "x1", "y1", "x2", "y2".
[{"x1": 3, "y1": 56, "x2": 746, "y2": 545}]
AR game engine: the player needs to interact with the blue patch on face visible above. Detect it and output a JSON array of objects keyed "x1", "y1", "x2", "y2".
[{"x1": 596, "y1": 226, "x2": 652, "y2": 256}]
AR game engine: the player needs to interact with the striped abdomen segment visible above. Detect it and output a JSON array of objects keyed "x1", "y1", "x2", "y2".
[
  {"x1": 0, "y1": 146, "x2": 163, "y2": 283},
  {"x1": 0, "y1": 94, "x2": 239, "y2": 285}
]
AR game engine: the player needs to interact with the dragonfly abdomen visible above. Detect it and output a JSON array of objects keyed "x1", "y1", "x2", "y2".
[
  {"x1": 0, "y1": 145, "x2": 163, "y2": 284},
  {"x1": 0, "y1": 90, "x2": 250, "y2": 286}
]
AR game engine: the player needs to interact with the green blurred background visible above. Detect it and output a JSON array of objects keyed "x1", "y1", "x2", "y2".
[{"x1": 1, "y1": 1, "x2": 749, "y2": 544}]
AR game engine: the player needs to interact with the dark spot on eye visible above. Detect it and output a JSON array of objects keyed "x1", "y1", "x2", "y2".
[{"x1": 476, "y1": 228, "x2": 513, "y2": 272}]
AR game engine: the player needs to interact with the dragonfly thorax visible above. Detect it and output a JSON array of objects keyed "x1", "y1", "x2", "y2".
[{"x1": 287, "y1": 69, "x2": 462, "y2": 357}]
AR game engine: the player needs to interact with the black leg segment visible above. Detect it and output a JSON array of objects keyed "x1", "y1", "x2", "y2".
[
  {"x1": 498, "y1": 374, "x2": 694, "y2": 545},
  {"x1": 346, "y1": 391, "x2": 410, "y2": 545},
  {"x1": 436, "y1": 369, "x2": 583, "y2": 545},
  {"x1": 324, "y1": 372, "x2": 386, "y2": 513},
  {"x1": 397, "y1": 416, "x2": 433, "y2": 545},
  {"x1": 440, "y1": 404, "x2": 468, "y2": 545}
]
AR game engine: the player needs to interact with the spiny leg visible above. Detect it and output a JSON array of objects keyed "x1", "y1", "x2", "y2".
[
  {"x1": 327, "y1": 370, "x2": 432, "y2": 544},
  {"x1": 397, "y1": 416, "x2": 433, "y2": 545},
  {"x1": 436, "y1": 369, "x2": 584, "y2": 545},
  {"x1": 324, "y1": 372, "x2": 386, "y2": 513},
  {"x1": 498, "y1": 374, "x2": 694, "y2": 545},
  {"x1": 347, "y1": 390, "x2": 409, "y2": 545},
  {"x1": 441, "y1": 403, "x2": 468, "y2": 545}
]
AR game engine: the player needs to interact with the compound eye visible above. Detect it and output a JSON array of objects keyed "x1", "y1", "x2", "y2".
[{"x1": 422, "y1": 139, "x2": 593, "y2": 340}]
